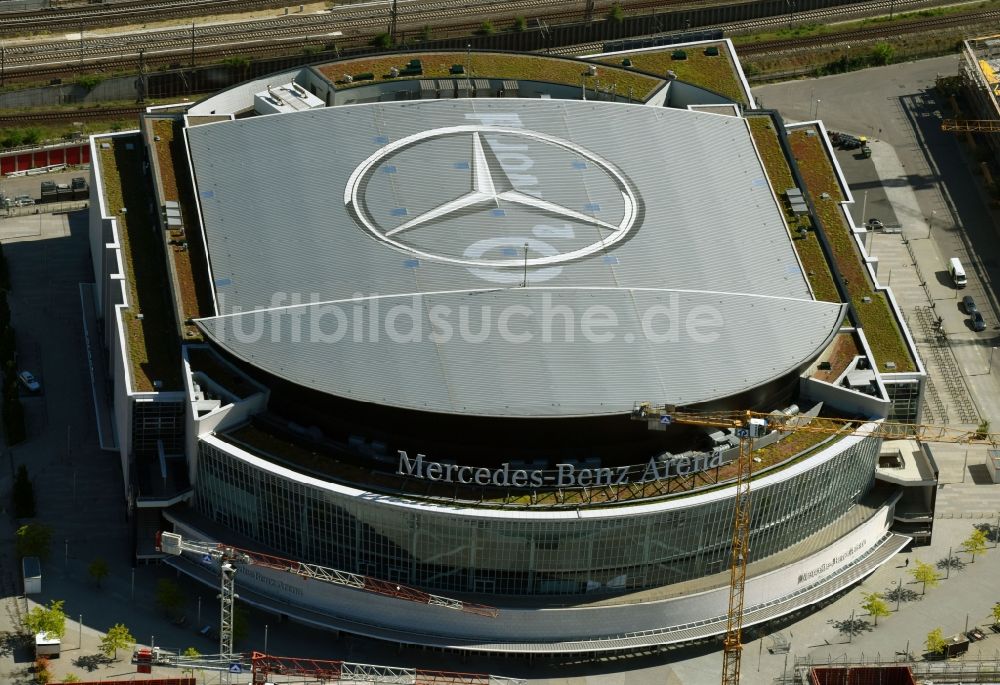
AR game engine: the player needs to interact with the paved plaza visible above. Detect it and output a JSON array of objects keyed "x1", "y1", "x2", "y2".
[{"x1": 1, "y1": 55, "x2": 1000, "y2": 684}]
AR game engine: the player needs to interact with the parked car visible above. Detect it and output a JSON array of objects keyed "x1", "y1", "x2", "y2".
[
  {"x1": 15, "y1": 195, "x2": 34, "y2": 207},
  {"x1": 971, "y1": 311, "x2": 987, "y2": 332},
  {"x1": 17, "y1": 371, "x2": 40, "y2": 392},
  {"x1": 962, "y1": 295, "x2": 979, "y2": 316},
  {"x1": 866, "y1": 218, "x2": 884, "y2": 230}
]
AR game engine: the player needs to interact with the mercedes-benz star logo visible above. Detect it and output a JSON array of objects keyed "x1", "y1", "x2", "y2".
[{"x1": 344, "y1": 125, "x2": 639, "y2": 268}]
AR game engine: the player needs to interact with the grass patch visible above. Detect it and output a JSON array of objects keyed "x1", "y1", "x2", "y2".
[
  {"x1": 317, "y1": 52, "x2": 662, "y2": 100},
  {"x1": 747, "y1": 116, "x2": 839, "y2": 303},
  {"x1": 595, "y1": 43, "x2": 748, "y2": 104},
  {"x1": 788, "y1": 129, "x2": 915, "y2": 373},
  {"x1": 814, "y1": 332, "x2": 861, "y2": 382},
  {"x1": 97, "y1": 135, "x2": 181, "y2": 391}
]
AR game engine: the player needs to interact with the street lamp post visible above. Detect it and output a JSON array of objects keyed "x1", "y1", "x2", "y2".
[{"x1": 815, "y1": 99, "x2": 821, "y2": 120}]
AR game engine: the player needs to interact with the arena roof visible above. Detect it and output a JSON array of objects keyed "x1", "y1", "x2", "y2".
[{"x1": 187, "y1": 98, "x2": 846, "y2": 417}]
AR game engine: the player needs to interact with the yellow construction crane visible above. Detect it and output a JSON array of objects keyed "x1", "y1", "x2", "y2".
[
  {"x1": 941, "y1": 119, "x2": 1000, "y2": 133},
  {"x1": 631, "y1": 404, "x2": 1000, "y2": 685}
]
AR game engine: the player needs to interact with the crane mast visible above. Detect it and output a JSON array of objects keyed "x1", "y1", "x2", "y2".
[
  {"x1": 632, "y1": 403, "x2": 1000, "y2": 684},
  {"x1": 155, "y1": 531, "x2": 498, "y2": 659}
]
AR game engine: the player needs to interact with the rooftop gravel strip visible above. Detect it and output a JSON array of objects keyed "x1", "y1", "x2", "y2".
[
  {"x1": 317, "y1": 51, "x2": 663, "y2": 101},
  {"x1": 98, "y1": 135, "x2": 182, "y2": 391},
  {"x1": 788, "y1": 128, "x2": 915, "y2": 373},
  {"x1": 747, "y1": 115, "x2": 839, "y2": 303},
  {"x1": 595, "y1": 42, "x2": 748, "y2": 105}
]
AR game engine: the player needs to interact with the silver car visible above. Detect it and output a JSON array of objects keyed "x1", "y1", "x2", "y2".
[{"x1": 18, "y1": 370, "x2": 40, "y2": 392}]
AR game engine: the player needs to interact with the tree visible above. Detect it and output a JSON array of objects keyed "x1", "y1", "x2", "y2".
[
  {"x1": 1, "y1": 129, "x2": 25, "y2": 149},
  {"x1": 24, "y1": 600, "x2": 67, "y2": 639},
  {"x1": 61, "y1": 674, "x2": 82, "y2": 683},
  {"x1": 419, "y1": 25, "x2": 431, "y2": 42},
  {"x1": 909, "y1": 560, "x2": 940, "y2": 595},
  {"x1": 478, "y1": 20, "x2": 495, "y2": 35},
  {"x1": 99, "y1": 624, "x2": 134, "y2": 661},
  {"x1": 154, "y1": 578, "x2": 186, "y2": 618},
  {"x1": 925, "y1": 627, "x2": 947, "y2": 657},
  {"x1": 607, "y1": 3, "x2": 625, "y2": 22},
  {"x1": 23, "y1": 128, "x2": 42, "y2": 146},
  {"x1": 861, "y1": 592, "x2": 890, "y2": 626},
  {"x1": 88, "y1": 557, "x2": 110, "y2": 588},
  {"x1": 12, "y1": 464, "x2": 35, "y2": 518},
  {"x1": 991, "y1": 602, "x2": 1000, "y2": 626},
  {"x1": 870, "y1": 43, "x2": 895, "y2": 66},
  {"x1": 16, "y1": 523, "x2": 53, "y2": 561},
  {"x1": 961, "y1": 529, "x2": 988, "y2": 563},
  {"x1": 513, "y1": 15, "x2": 527, "y2": 32},
  {"x1": 35, "y1": 655, "x2": 52, "y2": 684},
  {"x1": 181, "y1": 647, "x2": 200, "y2": 676},
  {"x1": 370, "y1": 32, "x2": 392, "y2": 49}
]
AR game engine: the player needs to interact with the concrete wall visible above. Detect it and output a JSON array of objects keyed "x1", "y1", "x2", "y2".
[
  {"x1": 801, "y1": 376, "x2": 890, "y2": 418},
  {"x1": 187, "y1": 67, "x2": 307, "y2": 116}
]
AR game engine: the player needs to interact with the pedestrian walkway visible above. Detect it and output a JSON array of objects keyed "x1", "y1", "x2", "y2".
[{"x1": 79, "y1": 282, "x2": 117, "y2": 451}]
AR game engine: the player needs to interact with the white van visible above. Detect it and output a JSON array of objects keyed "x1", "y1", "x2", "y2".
[{"x1": 949, "y1": 257, "x2": 967, "y2": 288}]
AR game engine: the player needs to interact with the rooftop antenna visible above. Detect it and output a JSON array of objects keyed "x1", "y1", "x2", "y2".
[{"x1": 521, "y1": 243, "x2": 529, "y2": 287}]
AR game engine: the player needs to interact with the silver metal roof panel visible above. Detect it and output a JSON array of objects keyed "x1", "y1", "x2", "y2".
[{"x1": 188, "y1": 98, "x2": 843, "y2": 417}]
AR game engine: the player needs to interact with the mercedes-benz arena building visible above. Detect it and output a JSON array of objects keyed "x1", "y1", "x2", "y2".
[{"x1": 91, "y1": 44, "x2": 929, "y2": 653}]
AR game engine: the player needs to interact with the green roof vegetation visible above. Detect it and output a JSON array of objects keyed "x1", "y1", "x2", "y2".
[
  {"x1": 97, "y1": 135, "x2": 182, "y2": 391},
  {"x1": 150, "y1": 118, "x2": 212, "y2": 339},
  {"x1": 788, "y1": 128, "x2": 915, "y2": 373},
  {"x1": 224, "y1": 417, "x2": 850, "y2": 510},
  {"x1": 595, "y1": 42, "x2": 748, "y2": 105},
  {"x1": 317, "y1": 52, "x2": 663, "y2": 101},
  {"x1": 747, "y1": 116, "x2": 839, "y2": 303},
  {"x1": 814, "y1": 332, "x2": 862, "y2": 383}
]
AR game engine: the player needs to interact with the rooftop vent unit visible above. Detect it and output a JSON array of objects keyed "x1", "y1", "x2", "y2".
[
  {"x1": 587, "y1": 64, "x2": 597, "y2": 76},
  {"x1": 884, "y1": 361, "x2": 897, "y2": 370},
  {"x1": 389, "y1": 66, "x2": 400, "y2": 78},
  {"x1": 343, "y1": 74, "x2": 353, "y2": 83},
  {"x1": 665, "y1": 70, "x2": 677, "y2": 80}
]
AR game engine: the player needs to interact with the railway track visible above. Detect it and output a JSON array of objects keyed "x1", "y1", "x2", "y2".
[
  {"x1": 0, "y1": 105, "x2": 144, "y2": 126},
  {"x1": 1, "y1": 0, "x2": 321, "y2": 31},
  {"x1": 737, "y1": 7, "x2": 1000, "y2": 55},
  {"x1": 549, "y1": 0, "x2": 938, "y2": 55},
  {"x1": 0, "y1": 0, "x2": 985, "y2": 86},
  {"x1": 1, "y1": 0, "x2": 718, "y2": 34},
  {"x1": 3, "y1": 0, "x2": 649, "y2": 70}
]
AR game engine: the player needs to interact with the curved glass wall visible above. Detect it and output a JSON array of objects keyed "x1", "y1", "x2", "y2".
[{"x1": 193, "y1": 436, "x2": 879, "y2": 595}]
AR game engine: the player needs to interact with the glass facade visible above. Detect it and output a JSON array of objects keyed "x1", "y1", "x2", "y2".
[
  {"x1": 885, "y1": 379, "x2": 921, "y2": 423},
  {"x1": 132, "y1": 399, "x2": 185, "y2": 456},
  {"x1": 193, "y1": 436, "x2": 879, "y2": 596}
]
